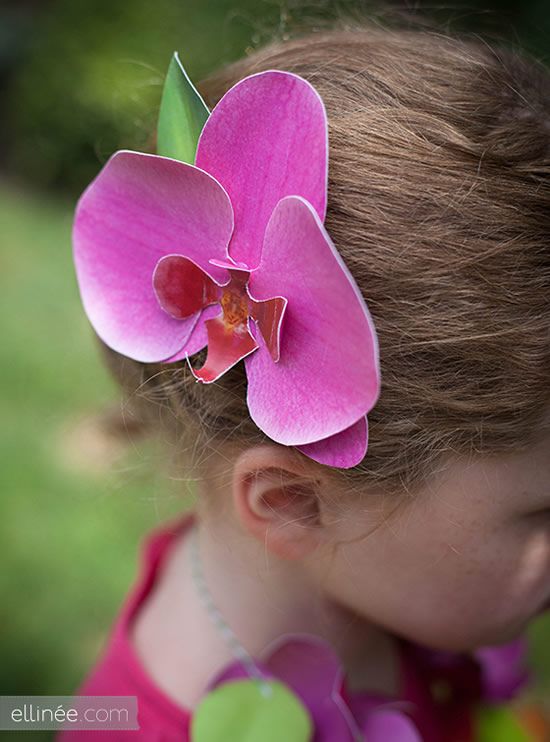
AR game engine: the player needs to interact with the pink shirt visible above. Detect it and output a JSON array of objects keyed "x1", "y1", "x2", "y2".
[{"x1": 57, "y1": 511, "x2": 479, "y2": 741}]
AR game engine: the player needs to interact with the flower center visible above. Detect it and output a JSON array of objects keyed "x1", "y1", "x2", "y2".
[{"x1": 220, "y1": 287, "x2": 249, "y2": 328}]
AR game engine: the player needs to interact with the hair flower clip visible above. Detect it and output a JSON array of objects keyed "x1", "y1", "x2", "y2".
[{"x1": 73, "y1": 53, "x2": 381, "y2": 468}]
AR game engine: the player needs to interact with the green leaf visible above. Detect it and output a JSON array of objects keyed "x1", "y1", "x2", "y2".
[
  {"x1": 476, "y1": 705, "x2": 532, "y2": 742},
  {"x1": 191, "y1": 678, "x2": 312, "y2": 742},
  {"x1": 157, "y1": 51, "x2": 209, "y2": 163}
]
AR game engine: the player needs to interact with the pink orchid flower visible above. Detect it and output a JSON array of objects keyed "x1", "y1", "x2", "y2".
[
  {"x1": 73, "y1": 70, "x2": 381, "y2": 468},
  {"x1": 475, "y1": 636, "x2": 531, "y2": 702},
  {"x1": 204, "y1": 634, "x2": 421, "y2": 742}
]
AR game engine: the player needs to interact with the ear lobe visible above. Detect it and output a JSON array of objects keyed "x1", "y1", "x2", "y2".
[{"x1": 232, "y1": 448, "x2": 326, "y2": 561}]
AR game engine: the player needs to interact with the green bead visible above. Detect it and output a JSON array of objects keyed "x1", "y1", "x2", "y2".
[
  {"x1": 476, "y1": 705, "x2": 532, "y2": 742},
  {"x1": 157, "y1": 52, "x2": 210, "y2": 164},
  {"x1": 191, "y1": 678, "x2": 313, "y2": 742}
]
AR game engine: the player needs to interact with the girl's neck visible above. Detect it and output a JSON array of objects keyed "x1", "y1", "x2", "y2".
[
  {"x1": 131, "y1": 507, "x2": 400, "y2": 711},
  {"x1": 185, "y1": 508, "x2": 400, "y2": 699}
]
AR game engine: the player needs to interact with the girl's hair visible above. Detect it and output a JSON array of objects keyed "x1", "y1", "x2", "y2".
[{"x1": 100, "y1": 19, "x2": 550, "y2": 501}]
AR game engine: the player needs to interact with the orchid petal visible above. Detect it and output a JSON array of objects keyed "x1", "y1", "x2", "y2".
[
  {"x1": 189, "y1": 315, "x2": 258, "y2": 383},
  {"x1": 296, "y1": 416, "x2": 368, "y2": 469},
  {"x1": 261, "y1": 635, "x2": 358, "y2": 742},
  {"x1": 196, "y1": 71, "x2": 327, "y2": 269},
  {"x1": 202, "y1": 633, "x2": 424, "y2": 742},
  {"x1": 164, "y1": 304, "x2": 222, "y2": 362},
  {"x1": 210, "y1": 257, "x2": 250, "y2": 270},
  {"x1": 245, "y1": 196, "x2": 380, "y2": 447},
  {"x1": 73, "y1": 150, "x2": 233, "y2": 362},
  {"x1": 475, "y1": 638, "x2": 531, "y2": 702},
  {"x1": 249, "y1": 293, "x2": 287, "y2": 363},
  {"x1": 364, "y1": 709, "x2": 422, "y2": 741},
  {"x1": 153, "y1": 255, "x2": 222, "y2": 320}
]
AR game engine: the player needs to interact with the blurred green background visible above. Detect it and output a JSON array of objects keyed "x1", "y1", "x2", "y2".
[{"x1": 1, "y1": 0, "x2": 549, "y2": 739}]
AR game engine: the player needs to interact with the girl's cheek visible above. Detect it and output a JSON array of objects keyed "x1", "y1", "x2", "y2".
[
  {"x1": 471, "y1": 524, "x2": 550, "y2": 631},
  {"x1": 509, "y1": 527, "x2": 550, "y2": 603}
]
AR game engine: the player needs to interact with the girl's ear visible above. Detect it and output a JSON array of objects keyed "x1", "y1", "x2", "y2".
[{"x1": 231, "y1": 445, "x2": 328, "y2": 561}]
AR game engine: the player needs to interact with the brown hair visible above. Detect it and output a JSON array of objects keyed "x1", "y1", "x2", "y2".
[{"x1": 100, "y1": 19, "x2": 550, "y2": 501}]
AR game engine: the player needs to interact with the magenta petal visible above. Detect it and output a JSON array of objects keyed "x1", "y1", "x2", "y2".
[
  {"x1": 474, "y1": 637, "x2": 531, "y2": 702},
  {"x1": 153, "y1": 255, "x2": 222, "y2": 320},
  {"x1": 210, "y1": 257, "x2": 250, "y2": 270},
  {"x1": 249, "y1": 293, "x2": 287, "y2": 363},
  {"x1": 296, "y1": 416, "x2": 368, "y2": 469},
  {"x1": 262, "y1": 635, "x2": 358, "y2": 742},
  {"x1": 196, "y1": 71, "x2": 328, "y2": 269},
  {"x1": 189, "y1": 315, "x2": 259, "y2": 383},
  {"x1": 203, "y1": 641, "x2": 355, "y2": 742},
  {"x1": 165, "y1": 304, "x2": 222, "y2": 362},
  {"x1": 363, "y1": 710, "x2": 422, "y2": 741},
  {"x1": 73, "y1": 150, "x2": 233, "y2": 362},
  {"x1": 245, "y1": 196, "x2": 380, "y2": 447}
]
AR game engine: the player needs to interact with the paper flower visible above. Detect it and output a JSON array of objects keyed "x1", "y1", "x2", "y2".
[
  {"x1": 190, "y1": 633, "x2": 540, "y2": 742},
  {"x1": 72, "y1": 59, "x2": 381, "y2": 468},
  {"x1": 408, "y1": 636, "x2": 531, "y2": 706},
  {"x1": 403, "y1": 636, "x2": 534, "y2": 741},
  {"x1": 474, "y1": 637, "x2": 531, "y2": 703},
  {"x1": 405, "y1": 635, "x2": 531, "y2": 708},
  {"x1": 193, "y1": 634, "x2": 421, "y2": 742}
]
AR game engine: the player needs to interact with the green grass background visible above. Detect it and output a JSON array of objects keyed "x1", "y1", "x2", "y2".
[{"x1": 0, "y1": 183, "x2": 190, "y2": 740}]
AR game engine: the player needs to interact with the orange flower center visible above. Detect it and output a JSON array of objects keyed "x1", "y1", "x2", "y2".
[{"x1": 220, "y1": 288, "x2": 249, "y2": 328}]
